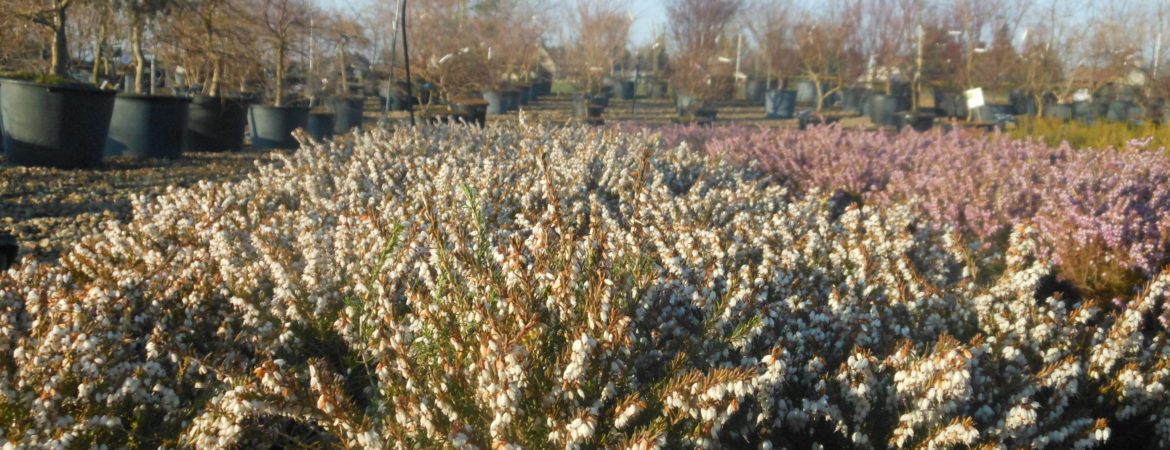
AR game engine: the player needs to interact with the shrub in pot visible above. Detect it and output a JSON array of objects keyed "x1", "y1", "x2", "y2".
[
  {"x1": 185, "y1": 95, "x2": 249, "y2": 153},
  {"x1": 105, "y1": 94, "x2": 191, "y2": 159},
  {"x1": 0, "y1": 77, "x2": 116, "y2": 168}
]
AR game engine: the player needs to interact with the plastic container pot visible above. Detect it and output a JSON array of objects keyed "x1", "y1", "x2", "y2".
[
  {"x1": 1044, "y1": 104, "x2": 1074, "y2": 121},
  {"x1": 185, "y1": 95, "x2": 249, "y2": 153},
  {"x1": 619, "y1": 81, "x2": 636, "y2": 100},
  {"x1": 841, "y1": 88, "x2": 867, "y2": 114},
  {"x1": 307, "y1": 111, "x2": 335, "y2": 141},
  {"x1": 865, "y1": 93, "x2": 901, "y2": 127},
  {"x1": 795, "y1": 80, "x2": 818, "y2": 107},
  {"x1": 249, "y1": 105, "x2": 310, "y2": 150},
  {"x1": 0, "y1": 232, "x2": 16, "y2": 271},
  {"x1": 745, "y1": 79, "x2": 767, "y2": 105},
  {"x1": 329, "y1": 97, "x2": 364, "y2": 134},
  {"x1": 482, "y1": 91, "x2": 506, "y2": 115},
  {"x1": 765, "y1": 90, "x2": 797, "y2": 119},
  {"x1": 105, "y1": 94, "x2": 191, "y2": 159},
  {"x1": 450, "y1": 101, "x2": 488, "y2": 127},
  {"x1": 506, "y1": 90, "x2": 522, "y2": 110},
  {"x1": 0, "y1": 78, "x2": 115, "y2": 168}
]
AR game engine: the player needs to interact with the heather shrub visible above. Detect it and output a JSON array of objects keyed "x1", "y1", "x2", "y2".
[
  {"x1": 649, "y1": 124, "x2": 1170, "y2": 296},
  {"x1": 1, "y1": 124, "x2": 1169, "y2": 448},
  {"x1": 1011, "y1": 117, "x2": 1170, "y2": 153}
]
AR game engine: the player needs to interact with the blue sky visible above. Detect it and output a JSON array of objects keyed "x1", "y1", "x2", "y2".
[{"x1": 314, "y1": 0, "x2": 668, "y2": 45}]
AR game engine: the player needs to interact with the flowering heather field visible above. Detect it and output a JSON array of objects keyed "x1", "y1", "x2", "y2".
[
  {"x1": 649, "y1": 125, "x2": 1170, "y2": 298},
  {"x1": 1, "y1": 124, "x2": 1170, "y2": 448}
]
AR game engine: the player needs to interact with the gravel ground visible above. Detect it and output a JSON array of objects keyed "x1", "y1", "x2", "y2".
[
  {"x1": 1, "y1": 94, "x2": 868, "y2": 265},
  {"x1": 0, "y1": 152, "x2": 278, "y2": 264}
]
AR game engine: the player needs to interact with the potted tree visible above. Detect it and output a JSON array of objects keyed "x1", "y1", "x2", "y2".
[
  {"x1": 104, "y1": 0, "x2": 192, "y2": 159},
  {"x1": 163, "y1": 0, "x2": 254, "y2": 153},
  {"x1": 1, "y1": 0, "x2": 117, "y2": 168},
  {"x1": 322, "y1": 12, "x2": 368, "y2": 134},
  {"x1": 561, "y1": 0, "x2": 630, "y2": 120},
  {"x1": 248, "y1": 0, "x2": 311, "y2": 150},
  {"x1": 666, "y1": 0, "x2": 742, "y2": 123},
  {"x1": 792, "y1": 1, "x2": 863, "y2": 115},
  {"x1": 749, "y1": 1, "x2": 798, "y2": 119},
  {"x1": 408, "y1": 0, "x2": 492, "y2": 124}
]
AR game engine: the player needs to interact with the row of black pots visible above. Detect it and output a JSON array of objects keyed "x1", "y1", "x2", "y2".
[
  {"x1": 572, "y1": 93, "x2": 610, "y2": 118},
  {"x1": 481, "y1": 84, "x2": 545, "y2": 114},
  {"x1": 1, "y1": 78, "x2": 366, "y2": 168}
]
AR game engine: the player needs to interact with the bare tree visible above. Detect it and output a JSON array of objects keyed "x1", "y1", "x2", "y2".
[
  {"x1": 408, "y1": 0, "x2": 486, "y2": 100},
  {"x1": 856, "y1": 0, "x2": 921, "y2": 92},
  {"x1": 9, "y1": 0, "x2": 85, "y2": 77},
  {"x1": 561, "y1": 0, "x2": 630, "y2": 94},
  {"x1": 251, "y1": 0, "x2": 310, "y2": 106},
  {"x1": 113, "y1": 0, "x2": 177, "y2": 93},
  {"x1": 792, "y1": 0, "x2": 863, "y2": 111},
  {"x1": 666, "y1": 0, "x2": 743, "y2": 102},
  {"x1": 70, "y1": 1, "x2": 115, "y2": 84},
  {"x1": 745, "y1": 0, "x2": 798, "y2": 89}
]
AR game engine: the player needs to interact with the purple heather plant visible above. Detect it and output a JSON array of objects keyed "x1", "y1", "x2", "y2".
[{"x1": 636, "y1": 124, "x2": 1170, "y2": 287}]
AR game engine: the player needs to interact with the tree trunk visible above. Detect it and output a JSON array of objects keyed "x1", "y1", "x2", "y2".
[
  {"x1": 275, "y1": 43, "x2": 285, "y2": 107},
  {"x1": 209, "y1": 58, "x2": 222, "y2": 97},
  {"x1": 50, "y1": 6, "x2": 70, "y2": 77},
  {"x1": 132, "y1": 20, "x2": 146, "y2": 94},
  {"x1": 814, "y1": 76, "x2": 825, "y2": 112},
  {"x1": 338, "y1": 44, "x2": 348, "y2": 97}
]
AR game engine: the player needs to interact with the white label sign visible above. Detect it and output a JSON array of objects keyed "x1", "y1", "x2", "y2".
[{"x1": 965, "y1": 88, "x2": 985, "y2": 109}]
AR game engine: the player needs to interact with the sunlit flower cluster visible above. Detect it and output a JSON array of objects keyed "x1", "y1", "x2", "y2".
[{"x1": 1, "y1": 123, "x2": 1168, "y2": 448}]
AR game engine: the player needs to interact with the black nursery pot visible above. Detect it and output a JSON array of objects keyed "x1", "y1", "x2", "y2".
[
  {"x1": 185, "y1": 95, "x2": 249, "y2": 153},
  {"x1": 105, "y1": 94, "x2": 191, "y2": 159},
  {"x1": 618, "y1": 81, "x2": 636, "y2": 100},
  {"x1": 249, "y1": 105, "x2": 310, "y2": 150},
  {"x1": 450, "y1": 101, "x2": 488, "y2": 127},
  {"x1": 841, "y1": 87, "x2": 867, "y2": 113},
  {"x1": 0, "y1": 78, "x2": 115, "y2": 168},
  {"x1": 1044, "y1": 104, "x2": 1074, "y2": 121},
  {"x1": 0, "y1": 232, "x2": 16, "y2": 271},
  {"x1": 765, "y1": 89, "x2": 797, "y2": 119},
  {"x1": 745, "y1": 79, "x2": 766, "y2": 105},
  {"x1": 307, "y1": 111, "x2": 335, "y2": 141},
  {"x1": 865, "y1": 93, "x2": 902, "y2": 127},
  {"x1": 329, "y1": 97, "x2": 364, "y2": 134}
]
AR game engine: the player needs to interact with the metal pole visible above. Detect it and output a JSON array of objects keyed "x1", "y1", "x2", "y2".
[
  {"x1": 149, "y1": 55, "x2": 156, "y2": 95},
  {"x1": 382, "y1": 0, "x2": 402, "y2": 125},
  {"x1": 400, "y1": 0, "x2": 415, "y2": 126},
  {"x1": 310, "y1": 16, "x2": 316, "y2": 105}
]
